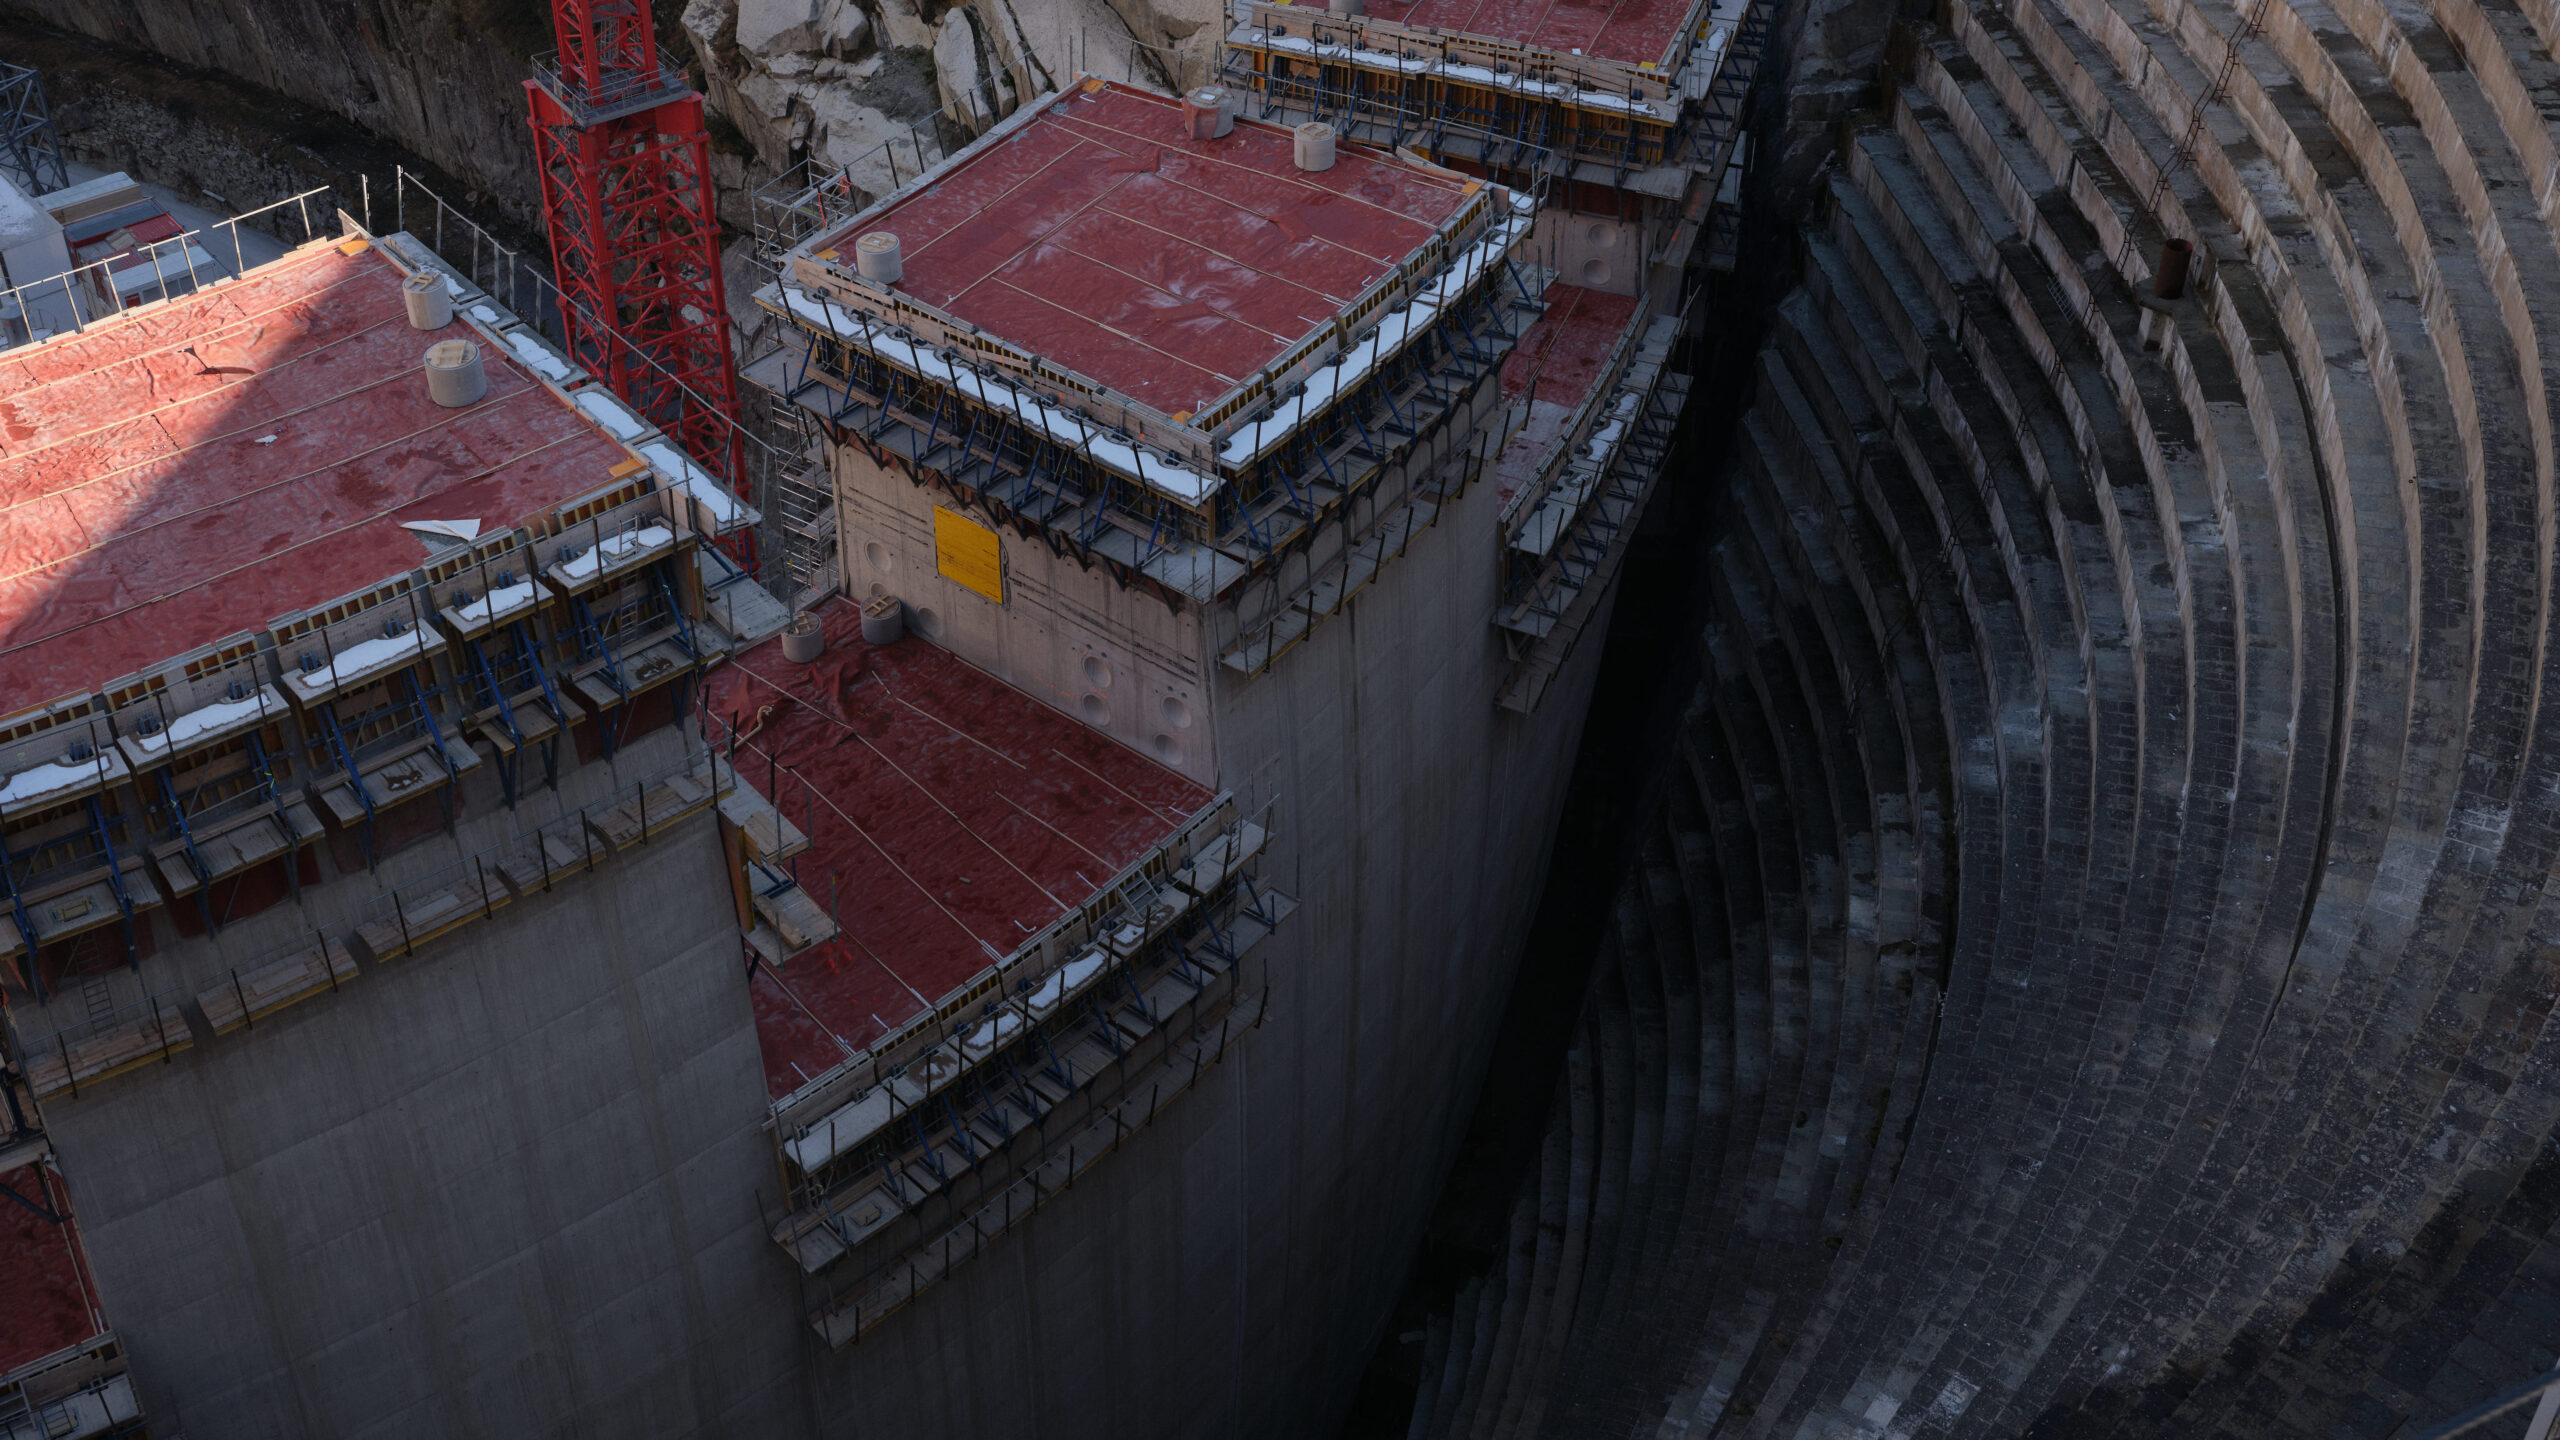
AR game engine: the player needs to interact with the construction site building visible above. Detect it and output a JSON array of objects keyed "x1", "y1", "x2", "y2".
[{"x1": 0, "y1": 0, "x2": 1758, "y2": 1424}]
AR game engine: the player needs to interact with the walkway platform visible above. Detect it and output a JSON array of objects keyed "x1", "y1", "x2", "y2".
[{"x1": 1493, "y1": 282, "x2": 1638, "y2": 508}]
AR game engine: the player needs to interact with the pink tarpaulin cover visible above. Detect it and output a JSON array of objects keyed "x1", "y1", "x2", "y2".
[
  {"x1": 0, "y1": 243, "x2": 636, "y2": 713},
  {"x1": 707, "y1": 600, "x2": 1211, "y2": 1098},
  {"x1": 833, "y1": 81, "x2": 1476, "y2": 419}
]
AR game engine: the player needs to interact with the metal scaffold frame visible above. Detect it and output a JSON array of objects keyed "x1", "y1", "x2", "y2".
[
  {"x1": 525, "y1": 0, "x2": 744, "y2": 496},
  {"x1": 0, "y1": 64, "x2": 67, "y2": 199},
  {"x1": 741, "y1": 162, "x2": 871, "y2": 604}
]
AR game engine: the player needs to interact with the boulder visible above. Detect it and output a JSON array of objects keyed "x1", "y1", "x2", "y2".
[
  {"x1": 933, "y1": 9, "x2": 988, "y2": 122},
  {"x1": 872, "y1": 0, "x2": 937, "y2": 51},
  {"x1": 811, "y1": 88, "x2": 940, "y2": 203},
  {"x1": 728, "y1": 70, "x2": 816, "y2": 165},
  {"x1": 817, "y1": 0, "x2": 872, "y2": 58},
  {"x1": 736, "y1": 0, "x2": 824, "y2": 57},
  {"x1": 678, "y1": 0, "x2": 738, "y2": 68}
]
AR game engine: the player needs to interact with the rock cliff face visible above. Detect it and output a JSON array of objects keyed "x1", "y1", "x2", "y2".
[
  {"x1": 0, "y1": 0, "x2": 557, "y2": 223},
  {"x1": 0, "y1": 0, "x2": 1228, "y2": 240},
  {"x1": 676, "y1": 0, "x2": 1219, "y2": 225}
]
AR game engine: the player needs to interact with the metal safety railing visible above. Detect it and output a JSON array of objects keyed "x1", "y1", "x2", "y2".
[
  {"x1": 379, "y1": 170, "x2": 807, "y2": 597},
  {"x1": 340, "y1": 746, "x2": 725, "y2": 955},
  {"x1": 0, "y1": 184, "x2": 343, "y2": 351}
]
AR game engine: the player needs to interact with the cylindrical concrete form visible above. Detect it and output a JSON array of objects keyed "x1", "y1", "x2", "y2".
[
  {"x1": 1185, "y1": 87, "x2": 1236, "y2": 139},
  {"x1": 2155, "y1": 237, "x2": 2193, "y2": 299},
  {"x1": 855, "y1": 231, "x2": 904, "y2": 286},
  {"x1": 422, "y1": 339, "x2": 486, "y2": 408},
  {"x1": 403, "y1": 270, "x2": 453, "y2": 330},
  {"x1": 862, "y1": 594, "x2": 906, "y2": 646},
  {"x1": 1294, "y1": 122, "x2": 1337, "y2": 172},
  {"x1": 781, "y1": 613, "x2": 826, "y2": 662}
]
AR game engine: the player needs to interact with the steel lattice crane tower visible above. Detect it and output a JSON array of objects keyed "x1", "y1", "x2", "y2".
[{"x1": 526, "y1": 0, "x2": 742, "y2": 489}]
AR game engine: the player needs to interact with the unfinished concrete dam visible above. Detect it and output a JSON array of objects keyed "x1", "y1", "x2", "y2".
[{"x1": 2, "y1": 0, "x2": 2560, "y2": 1435}]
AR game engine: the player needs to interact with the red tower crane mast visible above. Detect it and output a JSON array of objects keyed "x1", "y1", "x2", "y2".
[{"x1": 525, "y1": 0, "x2": 742, "y2": 491}]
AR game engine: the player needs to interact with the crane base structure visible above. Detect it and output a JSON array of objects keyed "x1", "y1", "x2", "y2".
[{"x1": 524, "y1": 0, "x2": 742, "y2": 497}]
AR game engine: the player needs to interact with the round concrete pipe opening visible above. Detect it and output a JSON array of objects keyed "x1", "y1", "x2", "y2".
[
  {"x1": 781, "y1": 613, "x2": 825, "y2": 663},
  {"x1": 422, "y1": 339, "x2": 486, "y2": 408},
  {"x1": 403, "y1": 270, "x2": 453, "y2": 330},
  {"x1": 861, "y1": 594, "x2": 905, "y2": 645},
  {"x1": 855, "y1": 231, "x2": 903, "y2": 286},
  {"x1": 1294, "y1": 122, "x2": 1337, "y2": 172}
]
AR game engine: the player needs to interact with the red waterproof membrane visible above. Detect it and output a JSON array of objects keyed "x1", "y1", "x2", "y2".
[
  {"x1": 832, "y1": 81, "x2": 1477, "y2": 419},
  {"x1": 0, "y1": 1163, "x2": 102, "y2": 1375},
  {"x1": 0, "y1": 242, "x2": 637, "y2": 712},
  {"x1": 1494, "y1": 282, "x2": 1639, "y2": 506},
  {"x1": 1363, "y1": 0, "x2": 1697, "y2": 66},
  {"x1": 706, "y1": 599, "x2": 1211, "y2": 1099}
]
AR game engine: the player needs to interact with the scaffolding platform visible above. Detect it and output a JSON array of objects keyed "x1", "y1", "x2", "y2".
[
  {"x1": 19, "y1": 997, "x2": 189, "y2": 1100},
  {"x1": 196, "y1": 938, "x2": 359, "y2": 1035}
]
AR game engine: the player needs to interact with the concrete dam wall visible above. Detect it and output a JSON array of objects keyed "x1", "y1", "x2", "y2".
[{"x1": 1387, "y1": 0, "x2": 2560, "y2": 1428}]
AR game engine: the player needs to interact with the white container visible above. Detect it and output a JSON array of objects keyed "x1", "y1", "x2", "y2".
[
  {"x1": 1185, "y1": 87, "x2": 1236, "y2": 139},
  {"x1": 854, "y1": 231, "x2": 903, "y2": 285},
  {"x1": 422, "y1": 339, "x2": 487, "y2": 408},
  {"x1": 1293, "y1": 122, "x2": 1337, "y2": 172},
  {"x1": 861, "y1": 594, "x2": 906, "y2": 646},
  {"x1": 403, "y1": 270, "x2": 453, "y2": 330},
  {"x1": 781, "y1": 613, "x2": 826, "y2": 663}
]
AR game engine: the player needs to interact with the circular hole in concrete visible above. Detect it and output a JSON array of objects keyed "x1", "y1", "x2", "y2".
[
  {"x1": 1586, "y1": 221, "x2": 1614, "y2": 248},
  {"x1": 915, "y1": 607, "x2": 939, "y2": 637},
  {"x1": 1581, "y1": 258, "x2": 1610, "y2": 287},
  {"x1": 1084, "y1": 654, "x2": 1113, "y2": 688},
  {"x1": 865, "y1": 541, "x2": 889, "y2": 570},
  {"x1": 868, "y1": 582, "x2": 885, "y2": 598},
  {"x1": 1161, "y1": 695, "x2": 1192, "y2": 730},
  {"x1": 1152, "y1": 732, "x2": 1181, "y2": 763},
  {"x1": 1080, "y1": 692, "x2": 1109, "y2": 725}
]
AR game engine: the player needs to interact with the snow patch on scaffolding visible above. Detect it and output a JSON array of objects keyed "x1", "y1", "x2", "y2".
[
  {"x1": 0, "y1": 749, "x2": 131, "y2": 815},
  {"x1": 452, "y1": 578, "x2": 545, "y2": 629},
  {"x1": 559, "y1": 525, "x2": 677, "y2": 583},
  {"x1": 124, "y1": 688, "x2": 285, "y2": 759},
  {"x1": 283, "y1": 628, "x2": 440, "y2": 704},
  {"x1": 575, "y1": 389, "x2": 649, "y2": 442}
]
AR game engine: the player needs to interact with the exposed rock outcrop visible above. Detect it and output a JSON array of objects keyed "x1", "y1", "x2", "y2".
[{"x1": 0, "y1": 0, "x2": 552, "y2": 223}]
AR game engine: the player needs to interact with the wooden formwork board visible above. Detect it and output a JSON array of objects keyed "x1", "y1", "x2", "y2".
[{"x1": 23, "y1": 1007, "x2": 192, "y2": 1099}]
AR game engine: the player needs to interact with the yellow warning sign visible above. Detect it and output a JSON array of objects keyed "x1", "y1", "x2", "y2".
[{"x1": 934, "y1": 505, "x2": 1004, "y2": 604}]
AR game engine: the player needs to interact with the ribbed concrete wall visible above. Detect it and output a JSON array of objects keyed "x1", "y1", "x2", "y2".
[
  {"x1": 38, "y1": 730, "x2": 801, "y2": 1437},
  {"x1": 1393, "y1": 0, "x2": 2560, "y2": 1429}
]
